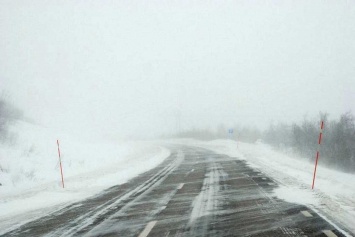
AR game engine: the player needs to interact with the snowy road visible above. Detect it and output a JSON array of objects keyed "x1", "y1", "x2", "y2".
[{"x1": 2, "y1": 146, "x2": 349, "y2": 236}]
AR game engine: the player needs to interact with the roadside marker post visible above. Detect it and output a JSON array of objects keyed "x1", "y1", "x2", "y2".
[
  {"x1": 57, "y1": 139, "x2": 65, "y2": 188},
  {"x1": 312, "y1": 121, "x2": 324, "y2": 189},
  {"x1": 236, "y1": 132, "x2": 239, "y2": 149},
  {"x1": 228, "y1": 128, "x2": 233, "y2": 140}
]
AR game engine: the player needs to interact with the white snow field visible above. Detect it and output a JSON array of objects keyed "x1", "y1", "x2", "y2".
[
  {"x1": 0, "y1": 121, "x2": 170, "y2": 234},
  {"x1": 169, "y1": 139, "x2": 355, "y2": 236}
]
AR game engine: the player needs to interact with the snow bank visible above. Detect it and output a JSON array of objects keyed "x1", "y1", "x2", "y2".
[
  {"x1": 0, "y1": 121, "x2": 170, "y2": 233},
  {"x1": 169, "y1": 139, "x2": 355, "y2": 235}
]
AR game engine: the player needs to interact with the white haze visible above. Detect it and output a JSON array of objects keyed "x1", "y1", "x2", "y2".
[{"x1": 1, "y1": 0, "x2": 355, "y2": 140}]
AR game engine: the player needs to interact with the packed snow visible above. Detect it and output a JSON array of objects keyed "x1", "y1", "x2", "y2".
[
  {"x1": 170, "y1": 139, "x2": 355, "y2": 236},
  {"x1": 0, "y1": 121, "x2": 170, "y2": 234}
]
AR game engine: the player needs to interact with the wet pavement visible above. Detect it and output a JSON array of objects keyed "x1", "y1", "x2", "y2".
[{"x1": 1, "y1": 146, "x2": 348, "y2": 237}]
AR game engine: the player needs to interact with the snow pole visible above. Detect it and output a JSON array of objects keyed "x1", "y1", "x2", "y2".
[
  {"x1": 57, "y1": 139, "x2": 65, "y2": 188},
  {"x1": 312, "y1": 121, "x2": 324, "y2": 189},
  {"x1": 236, "y1": 133, "x2": 239, "y2": 149}
]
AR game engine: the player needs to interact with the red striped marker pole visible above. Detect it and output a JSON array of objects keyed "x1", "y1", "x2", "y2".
[
  {"x1": 312, "y1": 121, "x2": 324, "y2": 189},
  {"x1": 57, "y1": 139, "x2": 65, "y2": 188}
]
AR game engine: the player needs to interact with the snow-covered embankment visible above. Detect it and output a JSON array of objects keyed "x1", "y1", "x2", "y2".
[{"x1": 0, "y1": 121, "x2": 170, "y2": 233}]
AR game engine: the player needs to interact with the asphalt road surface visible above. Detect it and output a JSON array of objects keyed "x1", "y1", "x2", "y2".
[{"x1": 2, "y1": 146, "x2": 349, "y2": 237}]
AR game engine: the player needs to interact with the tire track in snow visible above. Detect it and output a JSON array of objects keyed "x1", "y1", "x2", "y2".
[
  {"x1": 188, "y1": 161, "x2": 228, "y2": 236},
  {"x1": 46, "y1": 151, "x2": 185, "y2": 237}
]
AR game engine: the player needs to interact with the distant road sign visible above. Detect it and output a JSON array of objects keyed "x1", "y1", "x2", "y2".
[{"x1": 228, "y1": 129, "x2": 233, "y2": 134}]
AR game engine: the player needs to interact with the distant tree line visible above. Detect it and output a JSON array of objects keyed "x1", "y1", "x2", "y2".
[
  {"x1": 263, "y1": 112, "x2": 355, "y2": 173},
  {"x1": 0, "y1": 95, "x2": 23, "y2": 142},
  {"x1": 171, "y1": 124, "x2": 262, "y2": 142},
  {"x1": 169, "y1": 112, "x2": 355, "y2": 173}
]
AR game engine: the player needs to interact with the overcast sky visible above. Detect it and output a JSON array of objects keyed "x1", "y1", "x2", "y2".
[{"x1": 1, "y1": 1, "x2": 355, "y2": 139}]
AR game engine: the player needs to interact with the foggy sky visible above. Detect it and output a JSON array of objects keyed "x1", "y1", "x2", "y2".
[{"x1": 1, "y1": 1, "x2": 355, "y2": 139}]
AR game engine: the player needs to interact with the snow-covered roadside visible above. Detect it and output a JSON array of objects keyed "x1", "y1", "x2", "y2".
[
  {"x1": 0, "y1": 122, "x2": 170, "y2": 234},
  {"x1": 169, "y1": 139, "x2": 355, "y2": 236}
]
